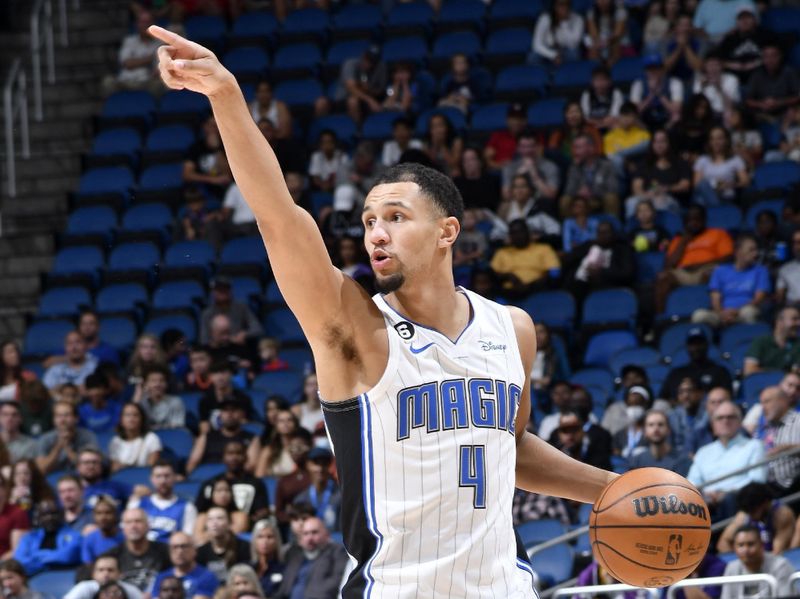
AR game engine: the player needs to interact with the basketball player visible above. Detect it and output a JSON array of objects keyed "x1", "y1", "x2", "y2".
[{"x1": 149, "y1": 26, "x2": 617, "y2": 598}]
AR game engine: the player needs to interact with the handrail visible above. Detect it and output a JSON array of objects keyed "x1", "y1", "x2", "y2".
[
  {"x1": 553, "y1": 582, "x2": 660, "y2": 598},
  {"x1": 30, "y1": 0, "x2": 55, "y2": 121},
  {"x1": 527, "y1": 445, "x2": 800, "y2": 559},
  {"x1": 666, "y1": 573, "x2": 776, "y2": 599},
  {"x1": 790, "y1": 571, "x2": 800, "y2": 591},
  {"x1": 3, "y1": 59, "x2": 30, "y2": 200}
]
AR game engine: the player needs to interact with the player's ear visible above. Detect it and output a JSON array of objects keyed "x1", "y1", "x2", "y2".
[{"x1": 438, "y1": 216, "x2": 460, "y2": 249}]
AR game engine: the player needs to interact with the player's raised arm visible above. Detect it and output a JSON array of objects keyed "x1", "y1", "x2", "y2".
[{"x1": 148, "y1": 26, "x2": 363, "y2": 341}]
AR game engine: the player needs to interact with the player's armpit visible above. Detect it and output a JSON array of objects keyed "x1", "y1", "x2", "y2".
[{"x1": 506, "y1": 306, "x2": 536, "y2": 445}]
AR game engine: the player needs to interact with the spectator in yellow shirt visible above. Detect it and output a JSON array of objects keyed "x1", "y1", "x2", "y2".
[
  {"x1": 603, "y1": 102, "x2": 651, "y2": 175},
  {"x1": 490, "y1": 219, "x2": 560, "y2": 299}
]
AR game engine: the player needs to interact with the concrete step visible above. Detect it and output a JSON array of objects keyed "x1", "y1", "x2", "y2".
[
  {"x1": 0, "y1": 152, "x2": 83, "y2": 179},
  {"x1": 0, "y1": 233, "x2": 54, "y2": 259},
  {"x1": 29, "y1": 119, "x2": 88, "y2": 142},
  {"x1": 42, "y1": 98, "x2": 102, "y2": 120},
  {"x1": 0, "y1": 311, "x2": 29, "y2": 343},
  {"x1": 0, "y1": 274, "x2": 41, "y2": 299},
  {"x1": 0, "y1": 254, "x2": 54, "y2": 276},
  {"x1": 54, "y1": 44, "x2": 120, "y2": 66},
  {"x1": 1, "y1": 213, "x2": 67, "y2": 236},
  {"x1": 10, "y1": 174, "x2": 76, "y2": 197},
  {"x1": 41, "y1": 79, "x2": 99, "y2": 103}
]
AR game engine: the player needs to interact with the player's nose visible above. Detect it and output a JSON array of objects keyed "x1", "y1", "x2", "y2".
[{"x1": 368, "y1": 220, "x2": 390, "y2": 245}]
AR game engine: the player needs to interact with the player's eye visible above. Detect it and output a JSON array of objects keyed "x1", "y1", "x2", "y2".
[
  {"x1": 364, "y1": 218, "x2": 376, "y2": 228},
  {"x1": 392, "y1": 213, "x2": 404, "y2": 222}
]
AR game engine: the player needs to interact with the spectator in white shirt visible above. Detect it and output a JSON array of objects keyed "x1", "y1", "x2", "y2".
[
  {"x1": 308, "y1": 130, "x2": 347, "y2": 193},
  {"x1": 109, "y1": 403, "x2": 162, "y2": 472},
  {"x1": 693, "y1": 52, "x2": 741, "y2": 117},
  {"x1": 630, "y1": 54, "x2": 683, "y2": 130},
  {"x1": 381, "y1": 117, "x2": 423, "y2": 167},
  {"x1": 720, "y1": 525, "x2": 794, "y2": 598},
  {"x1": 530, "y1": 0, "x2": 584, "y2": 65},
  {"x1": 101, "y1": 11, "x2": 162, "y2": 97}
]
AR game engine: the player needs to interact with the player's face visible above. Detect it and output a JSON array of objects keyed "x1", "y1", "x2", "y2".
[
  {"x1": 734, "y1": 532, "x2": 763, "y2": 569},
  {"x1": 362, "y1": 182, "x2": 451, "y2": 294}
]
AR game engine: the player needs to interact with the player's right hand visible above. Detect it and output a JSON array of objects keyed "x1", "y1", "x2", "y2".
[{"x1": 148, "y1": 25, "x2": 235, "y2": 98}]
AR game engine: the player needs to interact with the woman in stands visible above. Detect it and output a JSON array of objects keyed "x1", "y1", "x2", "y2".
[
  {"x1": 423, "y1": 113, "x2": 463, "y2": 178},
  {"x1": 671, "y1": 93, "x2": 717, "y2": 162},
  {"x1": 530, "y1": 323, "x2": 570, "y2": 398},
  {"x1": 215, "y1": 564, "x2": 266, "y2": 599},
  {"x1": 250, "y1": 519, "x2": 283, "y2": 598},
  {"x1": 0, "y1": 343, "x2": 37, "y2": 403},
  {"x1": 585, "y1": 0, "x2": 629, "y2": 65},
  {"x1": 693, "y1": 126, "x2": 750, "y2": 207},
  {"x1": 109, "y1": 403, "x2": 162, "y2": 472},
  {"x1": 625, "y1": 129, "x2": 691, "y2": 218},
  {"x1": 197, "y1": 507, "x2": 251, "y2": 584},
  {"x1": 453, "y1": 146, "x2": 501, "y2": 213},
  {"x1": 0, "y1": 473, "x2": 29, "y2": 558},
  {"x1": 255, "y1": 408, "x2": 301, "y2": 477},
  {"x1": 248, "y1": 80, "x2": 292, "y2": 140},
  {"x1": 8, "y1": 460, "x2": 53, "y2": 516},
  {"x1": 80, "y1": 495, "x2": 124, "y2": 564},
  {"x1": 259, "y1": 395, "x2": 289, "y2": 446},
  {"x1": 291, "y1": 373, "x2": 324, "y2": 435},
  {"x1": 127, "y1": 334, "x2": 167, "y2": 385},
  {"x1": 548, "y1": 101, "x2": 602, "y2": 162},
  {"x1": 0, "y1": 558, "x2": 43, "y2": 599},
  {"x1": 531, "y1": 0, "x2": 584, "y2": 65},
  {"x1": 193, "y1": 479, "x2": 249, "y2": 545}
]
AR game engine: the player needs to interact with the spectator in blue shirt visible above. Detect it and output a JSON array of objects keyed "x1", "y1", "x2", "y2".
[
  {"x1": 14, "y1": 498, "x2": 82, "y2": 576},
  {"x1": 77, "y1": 448, "x2": 131, "y2": 510},
  {"x1": 628, "y1": 410, "x2": 692, "y2": 476},
  {"x1": 562, "y1": 197, "x2": 599, "y2": 252},
  {"x1": 692, "y1": 233, "x2": 770, "y2": 328},
  {"x1": 152, "y1": 532, "x2": 219, "y2": 599},
  {"x1": 41, "y1": 332, "x2": 98, "y2": 393},
  {"x1": 78, "y1": 311, "x2": 120, "y2": 366},
  {"x1": 81, "y1": 495, "x2": 125, "y2": 564},
  {"x1": 79, "y1": 373, "x2": 122, "y2": 435}
]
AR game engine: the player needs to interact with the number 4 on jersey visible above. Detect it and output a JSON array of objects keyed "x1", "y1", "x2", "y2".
[{"x1": 459, "y1": 445, "x2": 486, "y2": 509}]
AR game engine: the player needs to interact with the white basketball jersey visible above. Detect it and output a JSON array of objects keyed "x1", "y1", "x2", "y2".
[{"x1": 322, "y1": 288, "x2": 537, "y2": 599}]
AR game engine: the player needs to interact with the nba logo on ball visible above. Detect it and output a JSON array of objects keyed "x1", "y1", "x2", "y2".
[{"x1": 589, "y1": 468, "x2": 711, "y2": 588}]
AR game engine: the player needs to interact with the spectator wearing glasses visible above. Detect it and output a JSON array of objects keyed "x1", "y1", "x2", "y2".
[{"x1": 152, "y1": 532, "x2": 218, "y2": 599}]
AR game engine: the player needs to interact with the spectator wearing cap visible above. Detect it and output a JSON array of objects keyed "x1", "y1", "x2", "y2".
[
  {"x1": 337, "y1": 45, "x2": 387, "y2": 124},
  {"x1": 629, "y1": 54, "x2": 683, "y2": 131},
  {"x1": 693, "y1": 0, "x2": 756, "y2": 43},
  {"x1": 248, "y1": 80, "x2": 292, "y2": 140},
  {"x1": 187, "y1": 398, "x2": 260, "y2": 475},
  {"x1": 660, "y1": 328, "x2": 733, "y2": 403},
  {"x1": 745, "y1": 43, "x2": 800, "y2": 122},
  {"x1": 602, "y1": 102, "x2": 651, "y2": 175},
  {"x1": 655, "y1": 205, "x2": 734, "y2": 314},
  {"x1": 548, "y1": 410, "x2": 612, "y2": 471},
  {"x1": 580, "y1": 66, "x2": 625, "y2": 132},
  {"x1": 484, "y1": 103, "x2": 528, "y2": 170},
  {"x1": 381, "y1": 117, "x2": 423, "y2": 168},
  {"x1": 611, "y1": 386, "x2": 653, "y2": 460},
  {"x1": 717, "y1": 6, "x2": 769, "y2": 84},
  {"x1": 199, "y1": 360, "x2": 255, "y2": 435},
  {"x1": 530, "y1": 0, "x2": 584, "y2": 65},
  {"x1": 501, "y1": 128, "x2": 560, "y2": 208},
  {"x1": 292, "y1": 447, "x2": 340, "y2": 533},
  {"x1": 628, "y1": 410, "x2": 692, "y2": 476},
  {"x1": 199, "y1": 278, "x2": 262, "y2": 348},
  {"x1": 744, "y1": 307, "x2": 800, "y2": 376},
  {"x1": 692, "y1": 233, "x2": 769, "y2": 328},
  {"x1": 489, "y1": 219, "x2": 560, "y2": 299}
]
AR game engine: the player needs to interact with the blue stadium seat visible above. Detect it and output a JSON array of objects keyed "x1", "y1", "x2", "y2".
[
  {"x1": 516, "y1": 519, "x2": 566, "y2": 546},
  {"x1": 362, "y1": 111, "x2": 405, "y2": 140},
  {"x1": 528, "y1": 98, "x2": 567, "y2": 129},
  {"x1": 121, "y1": 204, "x2": 173, "y2": 236},
  {"x1": 707, "y1": 205, "x2": 742, "y2": 232},
  {"x1": 189, "y1": 463, "x2": 226, "y2": 481},
  {"x1": 29, "y1": 570, "x2": 75, "y2": 598},
  {"x1": 174, "y1": 480, "x2": 201, "y2": 502},
  {"x1": 152, "y1": 280, "x2": 205, "y2": 312},
  {"x1": 281, "y1": 347, "x2": 313, "y2": 372},
  {"x1": 741, "y1": 371, "x2": 784, "y2": 401},
  {"x1": 382, "y1": 36, "x2": 428, "y2": 65},
  {"x1": 669, "y1": 345, "x2": 724, "y2": 369},
  {"x1": 264, "y1": 308, "x2": 306, "y2": 344},
  {"x1": 753, "y1": 161, "x2": 800, "y2": 191},
  {"x1": 230, "y1": 277, "x2": 262, "y2": 303},
  {"x1": 220, "y1": 236, "x2": 267, "y2": 267},
  {"x1": 470, "y1": 103, "x2": 510, "y2": 133},
  {"x1": 182, "y1": 392, "x2": 202, "y2": 421},
  {"x1": 51, "y1": 245, "x2": 105, "y2": 279},
  {"x1": 745, "y1": 200, "x2": 784, "y2": 230},
  {"x1": 782, "y1": 546, "x2": 800, "y2": 570},
  {"x1": 146, "y1": 125, "x2": 195, "y2": 153},
  {"x1": 24, "y1": 319, "x2": 74, "y2": 357},
  {"x1": 163, "y1": 240, "x2": 216, "y2": 276},
  {"x1": 107, "y1": 241, "x2": 160, "y2": 275},
  {"x1": 658, "y1": 322, "x2": 714, "y2": 357},
  {"x1": 308, "y1": 115, "x2": 358, "y2": 148},
  {"x1": 791, "y1": 43, "x2": 800, "y2": 69},
  {"x1": 262, "y1": 476, "x2": 278, "y2": 506},
  {"x1": 611, "y1": 57, "x2": 643, "y2": 87},
  {"x1": 662, "y1": 285, "x2": 710, "y2": 320},
  {"x1": 609, "y1": 346, "x2": 661, "y2": 377},
  {"x1": 38, "y1": 286, "x2": 91, "y2": 318},
  {"x1": 111, "y1": 466, "x2": 151, "y2": 487},
  {"x1": 569, "y1": 368, "x2": 614, "y2": 397},
  {"x1": 415, "y1": 107, "x2": 467, "y2": 136},
  {"x1": 582, "y1": 288, "x2": 638, "y2": 329},
  {"x1": 583, "y1": 331, "x2": 638, "y2": 369},
  {"x1": 223, "y1": 46, "x2": 269, "y2": 78},
  {"x1": 158, "y1": 90, "x2": 210, "y2": 119},
  {"x1": 65, "y1": 205, "x2": 117, "y2": 237},
  {"x1": 488, "y1": 0, "x2": 543, "y2": 26},
  {"x1": 720, "y1": 323, "x2": 771, "y2": 358},
  {"x1": 145, "y1": 314, "x2": 197, "y2": 342},
  {"x1": 230, "y1": 11, "x2": 279, "y2": 40},
  {"x1": 529, "y1": 543, "x2": 573, "y2": 587},
  {"x1": 252, "y1": 371, "x2": 304, "y2": 403},
  {"x1": 438, "y1": 0, "x2": 487, "y2": 30},
  {"x1": 646, "y1": 364, "x2": 669, "y2": 389},
  {"x1": 139, "y1": 163, "x2": 184, "y2": 192},
  {"x1": 485, "y1": 28, "x2": 532, "y2": 63},
  {"x1": 552, "y1": 60, "x2": 597, "y2": 91},
  {"x1": 431, "y1": 31, "x2": 481, "y2": 62},
  {"x1": 274, "y1": 79, "x2": 324, "y2": 107},
  {"x1": 518, "y1": 290, "x2": 576, "y2": 330},
  {"x1": 762, "y1": 7, "x2": 800, "y2": 35},
  {"x1": 272, "y1": 44, "x2": 321, "y2": 74},
  {"x1": 386, "y1": 1, "x2": 434, "y2": 30},
  {"x1": 281, "y1": 8, "x2": 330, "y2": 41},
  {"x1": 155, "y1": 429, "x2": 194, "y2": 460},
  {"x1": 78, "y1": 166, "x2": 135, "y2": 200},
  {"x1": 101, "y1": 91, "x2": 156, "y2": 122},
  {"x1": 656, "y1": 210, "x2": 683, "y2": 237},
  {"x1": 494, "y1": 65, "x2": 548, "y2": 100},
  {"x1": 635, "y1": 251, "x2": 664, "y2": 284},
  {"x1": 326, "y1": 40, "x2": 371, "y2": 70},
  {"x1": 265, "y1": 280, "x2": 285, "y2": 306},
  {"x1": 90, "y1": 128, "x2": 141, "y2": 160},
  {"x1": 331, "y1": 4, "x2": 381, "y2": 36},
  {"x1": 99, "y1": 316, "x2": 138, "y2": 351},
  {"x1": 184, "y1": 15, "x2": 226, "y2": 46}
]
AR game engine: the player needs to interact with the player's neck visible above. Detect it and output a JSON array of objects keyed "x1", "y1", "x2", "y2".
[{"x1": 387, "y1": 284, "x2": 469, "y2": 342}]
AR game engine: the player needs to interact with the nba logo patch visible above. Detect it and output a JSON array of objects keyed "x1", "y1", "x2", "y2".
[{"x1": 665, "y1": 534, "x2": 682, "y2": 565}]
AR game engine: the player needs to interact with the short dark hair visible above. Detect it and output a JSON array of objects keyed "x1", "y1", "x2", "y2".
[
  {"x1": 735, "y1": 232, "x2": 757, "y2": 250},
  {"x1": 0, "y1": 559, "x2": 27, "y2": 581},
  {"x1": 592, "y1": 65, "x2": 610, "y2": 78},
  {"x1": 190, "y1": 344, "x2": 210, "y2": 356},
  {"x1": 736, "y1": 482, "x2": 774, "y2": 513},
  {"x1": 620, "y1": 101, "x2": 637, "y2": 115},
  {"x1": 84, "y1": 373, "x2": 108, "y2": 390},
  {"x1": 210, "y1": 359, "x2": 235, "y2": 374},
  {"x1": 375, "y1": 163, "x2": 464, "y2": 223},
  {"x1": 142, "y1": 363, "x2": 171, "y2": 382},
  {"x1": 733, "y1": 524, "x2": 762, "y2": 542},
  {"x1": 160, "y1": 329, "x2": 185, "y2": 351},
  {"x1": 151, "y1": 458, "x2": 175, "y2": 473},
  {"x1": 686, "y1": 204, "x2": 707, "y2": 222}
]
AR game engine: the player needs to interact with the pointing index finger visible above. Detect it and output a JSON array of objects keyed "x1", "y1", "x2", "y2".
[{"x1": 148, "y1": 25, "x2": 205, "y2": 56}]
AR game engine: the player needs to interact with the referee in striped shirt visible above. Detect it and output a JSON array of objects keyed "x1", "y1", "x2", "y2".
[{"x1": 760, "y1": 386, "x2": 800, "y2": 493}]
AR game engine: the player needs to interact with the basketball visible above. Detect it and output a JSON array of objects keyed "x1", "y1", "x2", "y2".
[{"x1": 589, "y1": 467, "x2": 711, "y2": 588}]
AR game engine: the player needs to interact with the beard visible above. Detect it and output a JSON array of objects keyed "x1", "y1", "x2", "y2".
[{"x1": 375, "y1": 272, "x2": 405, "y2": 294}]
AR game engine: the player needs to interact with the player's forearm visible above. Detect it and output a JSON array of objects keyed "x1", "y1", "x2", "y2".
[{"x1": 516, "y1": 432, "x2": 616, "y2": 503}]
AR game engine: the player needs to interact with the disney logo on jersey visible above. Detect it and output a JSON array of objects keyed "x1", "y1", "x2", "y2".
[{"x1": 478, "y1": 340, "x2": 507, "y2": 352}]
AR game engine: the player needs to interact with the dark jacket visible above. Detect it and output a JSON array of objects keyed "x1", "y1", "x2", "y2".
[
  {"x1": 275, "y1": 542, "x2": 349, "y2": 599},
  {"x1": 563, "y1": 239, "x2": 636, "y2": 288},
  {"x1": 549, "y1": 424, "x2": 613, "y2": 471}
]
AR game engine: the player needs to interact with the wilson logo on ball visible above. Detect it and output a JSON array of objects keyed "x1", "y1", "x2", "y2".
[{"x1": 631, "y1": 495, "x2": 708, "y2": 521}]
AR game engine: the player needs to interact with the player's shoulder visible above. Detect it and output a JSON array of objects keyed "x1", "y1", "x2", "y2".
[{"x1": 505, "y1": 305, "x2": 535, "y2": 337}]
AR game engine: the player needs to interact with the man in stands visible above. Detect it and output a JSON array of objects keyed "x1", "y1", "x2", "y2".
[
  {"x1": 42, "y1": 331, "x2": 98, "y2": 393},
  {"x1": 127, "y1": 460, "x2": 196, "y2": 543},
  {"x1": 485, "y1": 103, "x2": 528, "y2": 171},
  {"x1": 744, "y1": 306, "x2": 800, "y2": 376},
  {"x1": 745, "y1": 43, "x2": 800, "y2": 122},
  {"x1": 688, "y1": 401, "x2": 766, "y2": 519},
  {"x1": 0, "y1": 402, "x2": 36, "y2": 462},
  {"x1": 559, "y1": 134, "x2": 619, "y2": 218},
  {"x1": 198, "y1": 361, "x2": 254, "y2": 434},
  {"x1": 549, "y1": 410, "x2": 612, "y2": 471},
  {"x1": 717, "y1": 483, "x2": 795, "y2": 555},
  {"x1": 292, "y1": 447, "x2": 340, "y2": 533},
  {"x1": 275, "y1": 517, "x2": 348, "y2": 599},
  {"x1": 501, "y1": 128, "x2": 559, "y2": 206},
  {"x1": 628, "y1": 410, "x2": 691, "y2": 475},
  {"x1": 756, "y1": 386, "x2": 800, "y2": 494},
  {"x1": 187, "y1": 399, "x2": 259, "y2": 475},
  {"x1": 744, "y1": 372, "x2": 800, "y2": 434},
  {"x1": 489, "y1": 219, "x2": 560, "y2": 299},
  {"x1": 338, "y1": 46, "x2": 387, "y2": 125},
  {"x1": 103, "y1": 507, "x2": 170, "y2": 593},
  {"x1": 152, "y1": 532, "x2": 218, "y2": 599},
  {"x1": 660, "y1": 328, "x2": 733, "y2": 401},
  {"x1": 65, "y1": 555, "x2": 143, "y2": 599},
  {"x1": 721, "y1": 525, "x2": 794, "y2": 597},
  {"x1": 694, "y1": 386, "x2": 732, "y2": 449},
  {"x1": 655, "y1": 205, "x2": 734, "y2": 314},
  {"x1": 199, "y1": 277, "x2": 262, "y2": 347},
  {"x1": 206, "y1": 315, "x2": 253, "y2": 370},
  {"x1": 35, "y1": 400, "x2": 98, "y2": 474},
  {"x1": 79, "y1": 373, "x2": 123, "y2": 435},
  {"x1": 274, "y1": 430, "x2": 314, "y2": 526},
  {"x1": 57, "y1": 474, "x2": 93, "y2": 532},
  {"x1": 77, "y1": 448, "x2": 131, "y2": 508},
  {"x1": 717, "y1": 6, "x2": 769, "y2": 83},
  {"x1": 692, "y1": 233, "x2": 770, "y2": 327},
  {"x1": 13, "y1": 498, "x2": 81, "y2": 575},
  {"x1": 101, "y1": 10, "x2": 162, "y2": 96}
]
